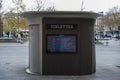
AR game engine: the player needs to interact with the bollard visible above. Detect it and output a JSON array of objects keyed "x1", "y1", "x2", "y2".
[{"x1": 105, "y1": 39, "x2": 109, "y2": 46}]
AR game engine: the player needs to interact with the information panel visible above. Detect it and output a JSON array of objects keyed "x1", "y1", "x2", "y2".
[{"x1": 47, "y1": 35, "x2": 77, "y2": 53}]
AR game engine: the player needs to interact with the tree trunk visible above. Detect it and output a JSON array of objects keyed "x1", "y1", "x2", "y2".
[{"x1": 0, "y1": 16, "x2": 3, "y2": 37}]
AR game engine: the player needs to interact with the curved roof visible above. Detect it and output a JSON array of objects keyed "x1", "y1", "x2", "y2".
[{"x1": 21, "y1": 11, "x2": 99, "y2": 19}]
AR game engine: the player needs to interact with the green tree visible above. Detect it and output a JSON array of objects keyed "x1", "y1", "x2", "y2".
[
  {"x1": 11, "y1": 0, "x2": 26, "y2": 32},
  {"x1": 3, "y1": 14, "x2": 28, "y2": 32},
  {"x1": 3, "y1": 17, "x2": 16, "y2": 32}
]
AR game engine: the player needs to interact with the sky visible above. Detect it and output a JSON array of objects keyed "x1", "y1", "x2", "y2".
[
  {"x1": 3, "y1": 0, "x2": 120, "y2": 13},
  {"x1": 50, "y1": 0, "x2": 120, "y2": 12}
]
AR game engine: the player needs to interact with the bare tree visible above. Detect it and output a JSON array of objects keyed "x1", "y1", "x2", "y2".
[
  {"x1": 32, "y1": 0, "x2": 56, "y2": 11},
  {"x1": 12, "y1": 0, "x2": 26, "y2": 13},
  {"x1": 46, "y1": 4, "x2": 56, "y2": 11},
  {"x1": 100, "y1": 14, "x2": 113, "y2": 30},
  {"x1": 100, "y1": 6, "x2": 120, "y2": 31},
  {"x1": 33, "y1": 0, "x2": 46, "y2": 11},
  {"x1": 107, "y1": 6, "x2": 120, "y2": 30},
  {"x1": 0, "y1": 0, "x2": 2, "y2": 12}
]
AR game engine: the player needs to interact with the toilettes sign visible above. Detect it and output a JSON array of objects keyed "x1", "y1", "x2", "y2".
[{"x1": 46, "y1": 24, "x2": 78, "y2": 30}]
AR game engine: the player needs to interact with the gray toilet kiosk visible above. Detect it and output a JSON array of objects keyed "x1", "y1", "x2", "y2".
[{"x1": 22, "y1": 11, "x2": 98, "y2": 75}]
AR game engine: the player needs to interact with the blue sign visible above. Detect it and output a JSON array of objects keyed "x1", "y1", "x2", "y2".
[{"x1": 47, "y1": 35, "x2": 76, "y2": 53}]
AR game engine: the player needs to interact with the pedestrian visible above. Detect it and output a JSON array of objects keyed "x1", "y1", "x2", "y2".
[
  {"x1": 13, "y1": 32, "x2": 16, "y2": 38},
  {"x1": 6, "y1": 32, "x2": 9, "y2": 38},
  {"x1": 17, "y1": 33, "x2": 23, "y2": 43},
  {"x1": 20, "y1": 32, "x2": 23, "y2": 38}
]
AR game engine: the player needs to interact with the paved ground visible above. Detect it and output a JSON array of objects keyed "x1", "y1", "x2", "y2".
[{"x1": 0, "y1": 40, "x2": 120, "y2": 80}]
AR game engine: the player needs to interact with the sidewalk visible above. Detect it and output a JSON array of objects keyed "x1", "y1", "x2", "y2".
[
  {"x1": 97, "y1": 39, "x2": 120, "y2": 47},
  {"x1": 0, "y1": 40, "x2": 120, "y2": 80},
  {"x1": 0, "y1": 37, "x2": 16, "y2": 43},
  {"x1": 0, "y1": 36, "x2": 29, "y2": 46},
  {"x1": 0, "y1": 40, "x2": 29, "y2": 47},
  {"x1": 108, "y1": 39, "x2": 120, "y2": 47}
]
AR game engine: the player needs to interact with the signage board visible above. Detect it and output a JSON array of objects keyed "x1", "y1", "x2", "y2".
[
  {"x1": 47, "y1": 34, "x2": 77, "y2": 53},
  {"x1": 46, "y1": 24, "x2": 78, "y2": 30}
]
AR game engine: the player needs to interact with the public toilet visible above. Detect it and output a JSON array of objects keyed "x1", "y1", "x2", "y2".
[{"x1": 22, "y1": 11, "x2": 98, "y2": 75}]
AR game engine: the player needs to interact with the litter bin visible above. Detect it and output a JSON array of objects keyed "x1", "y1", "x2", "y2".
[{"x1": 21, "y1": 11, "x2": 98, "y2": 75}]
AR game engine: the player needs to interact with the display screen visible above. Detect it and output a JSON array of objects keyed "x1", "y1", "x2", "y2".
[{"x1": 47, "y1": 35, "x2": 77, "y2": 53}]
